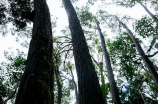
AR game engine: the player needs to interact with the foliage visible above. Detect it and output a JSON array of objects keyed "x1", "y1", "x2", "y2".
[
  {"x1": 107, "y1": 32, "x2": 158, "y2": 103},
  {"x1": 53, "y1": 29, "x2": 77, "y2": 103},
  {"x1": 0, "y1": 80, "x2": 7, "y2": 97},
  {"x1": 135, "y1": 16, "x2": 157, "y2": 38},
  {"x1": 0, "y1": 0, "x2": 33, "y2": 31},
  {"x1": 0, "y1": 2, "x2": 8, "y2": 25},
  {"x1": 107, "y1": 33, "x2": 139, "y2": 80},
  {"x1": 0, "y1": 54, "x2": 26, "y2": 102},
  {"x1": 8, "y1": 0, "x2": 33, "y2": 30},
  {"x1": 135, "y1": 16, "x2": 158, "y2": 52}
]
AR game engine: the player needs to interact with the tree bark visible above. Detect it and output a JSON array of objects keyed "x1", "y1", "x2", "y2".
[
  {"x1": 62, "y1": 0, "x2": 105, "y2": 104},
  {"x1": 15, "y1": 0, "x2": 54, "y2": 104},
  {"x1": 119, "y1": 20, "x2": 158, "y2": 87},
  {"x1": 96, "y1": 22, "x2": 121, "y2": 104}
]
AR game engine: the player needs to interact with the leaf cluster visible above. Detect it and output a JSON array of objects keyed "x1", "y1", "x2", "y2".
[
  {"x1": 135, "y1": 16, "x2": 157, "y2": 38},
  {"x1": 0, "y1": 4, "x2": 8, "y2": 25},
  {"x1": 107, "y1": 33, "x2": 140, "y2": 80},
  {"x1": 8, "y1": 0, "x2": 33, "y2": 30},
  {"x1": 0, "y1": 55, "x2": 26, "y2": 102}
]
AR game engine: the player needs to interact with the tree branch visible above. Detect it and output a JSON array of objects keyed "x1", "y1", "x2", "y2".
[
  {"x1": 146, "y1": 51, "x2": 158, "y2": 57},
  {"x1": 4, "y1": 82, "x2": 19, "y2": 103},
  {"x1": 60, "y1": 75, "x2": 72, "y2": 82},
  {"x1": 54, "y1": 48, "x2": 73, "y2": 58}
]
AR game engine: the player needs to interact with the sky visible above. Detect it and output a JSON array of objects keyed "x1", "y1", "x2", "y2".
[{"x1": 0, "y1": 0, "x2": 156, "y2": 103}]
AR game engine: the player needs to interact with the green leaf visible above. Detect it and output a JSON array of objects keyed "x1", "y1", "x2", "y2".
[{"x1": 68, "y1": 65, "x2": 72, "y2": 69}]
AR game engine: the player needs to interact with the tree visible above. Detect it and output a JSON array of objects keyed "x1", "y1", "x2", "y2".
[
  {"x1": 54, "y1": 56, "x2": 62, "y2": 104},
  {"x1": 96, "y1": 21, "x2": 121, "y2": 104},
  {"x1": 53, "y1": 28, "x2": 78, "y2": 104},
  {"x1": 62, "y1": 0, "x2": 105, "y2": 104},
  {"x1": 15, "y1": 0, "x2": 54, "y2": 104},
  {"x1": 106, "y1": 33, "x2": 158, "y2": 103},
  {"x1": 66, "y1": 63, "x2": 79, "y2": 104},
  {"x1": 118, "y1": 19, "x2": 158, "y2": 87}
]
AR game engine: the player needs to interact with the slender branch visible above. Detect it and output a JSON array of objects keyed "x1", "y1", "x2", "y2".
[
  {"x1": 103, "y1": 2, "x2": 122, "y2": 5},
  {"x1": 63, "y1": 46, "x2": 73, "y2": 68},
  {"x1": 54, "y1": 48, "x2": 73, "y2": 58},
  {"x1": 91, "y1": 55, "x2": 100, "y2": 68},
  {"x1": 145, "y1": 96, "x2": 158, "y2": 103},
  {"x1": 57, "y1": 41, "x2": 66, "y2": 50},
  {"x1": 146, "y1": 51, "x2": 158, "y2": 57},
  {"x1": 60, "y1": 75, "x2": 72, "y2": 82},
  {"x1": 54, "y1": 41, "x2": 72, "y2": 44},
  {"x1": 58, "y1": 44, "x2": 72, "y2": 52},
  {"x1": 139, "y1": 90, "x2": 146, "y2": 104},
  {"x1": 54, "y1": 36, "x2": 71, "y2": 40}
]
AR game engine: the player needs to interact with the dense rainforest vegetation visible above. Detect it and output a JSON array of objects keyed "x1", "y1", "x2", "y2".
[{"x1": 0, "y1": 0, "x2": 158, "y2": 104}]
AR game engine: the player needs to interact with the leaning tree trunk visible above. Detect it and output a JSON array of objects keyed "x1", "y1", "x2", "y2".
[
  {"x1": 99, "y1": 61, "x2": 107, "y2": 104},
  {"x1": 139, "y1": 2, "x2": 158, "y2": 22},
  {"x1": 119, "y1": 20, "x2": 158, "y2": 87},
  {"x1": 69, "y1": 67, "x2": 79, "y2": 104},
  {"x1": 96, "y1": 22, "x2": 121, "y2": 104},
  {"x1": 54, "y1": 57, "x2": 62, "y2": 104},
  {"x1": 15, "y1": 0, "x2": 54, "y2": 104},
  {"x1": 55, "y1": 69, "x2": 62, "y2": 104},
  {"x1": 62, "y1": 0, "x2": 105, "y2": 104}
]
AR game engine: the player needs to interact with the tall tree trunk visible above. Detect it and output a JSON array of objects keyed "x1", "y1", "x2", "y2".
[
  {"x1": 96, "y1": 22, "x2": 121, "y2": 104},
  {"x1": 69, "y1": 67, "x2": 79, "y2": 104},
  {"x1": 55, "y1": 70, "x2": 62, "y2": 104},
  {"x1": 99, "y1": 61, "x2": 107, "y2": 104},
  {"x1": 62, "y1": 0, "x2": 105, "y2": 104},
  {"x1": 119, "y1": 20, "x2": 158, "y2": 87},
  {"x1": 15, "y1": 0, "x2": 54, "y2": 104},
  {"x1": 54, "y1": 57, "x2": 62, "y2": 104}
]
